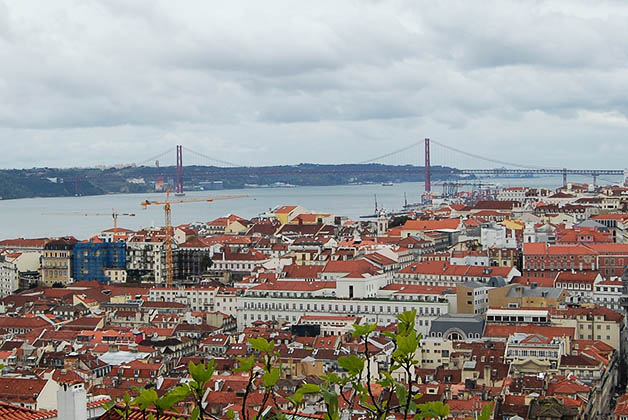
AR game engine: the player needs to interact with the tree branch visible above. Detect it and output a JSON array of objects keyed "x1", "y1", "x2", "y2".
[{"x1": 362, "y1": 334, "x2": 382, "y2": 416}]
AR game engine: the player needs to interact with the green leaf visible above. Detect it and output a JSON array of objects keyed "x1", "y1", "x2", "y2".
[
  {"x1": 188, "y1": 360, "x2": 216, "y2": 384},
  {"x1": 226, "y1": 408, "x2": 236, "y2": 419},
  {"x1": 262, "y1": 367, "x2": 281, "y2": 388},
  {"x1": 338, "y1": 354, "x2": 364, "y2": 376},
  {"x1": 292, "y1": 391, "x2": 304, "y2": 405},
  {"x1": 190, "y1": 406, "x2": 200, "y2": 420},
  {"x1": 249, "y1": 337, "x2": 275, "y2": 353},
  {"x1": 395, "y1": 382, "x2": 408, "y2": 406},
  {"x1": 397, "y1": 309, "x2": 417, "y2": 325},
  {"x1": 322, "y1": 373, "x2": 345, "y2": 385},
  {"x1": 351, "y1": 323, "x2": 376, "y2": 338},
  {"x1": 416, "y1": 401, "x2": 450, "y2": 419},
  {"x1": 381, "y1": 331, "x2": 396, "y2": 339},
  {"x1": 234, "y1": 355, "x2": 255, "y2": 373},
  {"x1": 156, "y1": 385, "x2": 189, "y2": 411},
  {"x1": 321, "y1": 389, "x2": 339, "y2": 416},
  {"x1": 395, "y1": 330, "x2": 418, "y2": 357},
  {"x1": 132, "y1": 388, "x2": 158, "y2": 411},
  {"x1": 476, "y1": 401, "x2": 494, "y2": 420},
  {"x1": 300, "y1": 383, "x2": 321, "y2": 394}
]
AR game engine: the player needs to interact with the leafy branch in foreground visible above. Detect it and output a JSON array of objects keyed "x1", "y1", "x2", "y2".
[{"x1": 104, "y1": 312, "x2": 495, "y2": 420}]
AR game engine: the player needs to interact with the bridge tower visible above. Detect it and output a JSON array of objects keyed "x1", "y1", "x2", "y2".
[
  {"x1": 175, "y1": 145, "x2": 184, "y2": 195},
  {"x1": 562, "y1": 168, "x2": 567, "y2": 188},
  {"x1": 424, "y1": 138, "x2": 431, "y2": 193}
]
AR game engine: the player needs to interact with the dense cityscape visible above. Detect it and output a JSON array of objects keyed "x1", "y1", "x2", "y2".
[
  {"x1": 3, "y1": 0, "x2": 628, "y2": 419},
  {"x1": 1, "y1": 177, "x2": 628, "y2": 419}
]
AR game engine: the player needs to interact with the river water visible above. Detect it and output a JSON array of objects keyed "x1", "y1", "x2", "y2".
[{"x1": 0, "y1": 175, "x2": 621, "y2": 239}]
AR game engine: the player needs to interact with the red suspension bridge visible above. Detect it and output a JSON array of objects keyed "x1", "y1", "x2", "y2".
[{"x1": 71, "y1": 140, "x2": 626, "y2": 196}]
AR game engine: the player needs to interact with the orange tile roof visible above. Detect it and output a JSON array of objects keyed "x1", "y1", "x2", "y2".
[
  {"x1": 592, "y1": 213, "x2": 628, "y2": 221},
  {"x1": 551, "y1": 306, "x2": 624, "y2": 323},
  {"x1": 523, "y1": 242, "x2": 597, "y2": 255},
  {"x1": 0, "y1": 402, "x2": 54, "y2": 419},
  {"x1": 275, "y1": 205, "x2": 298, "y2": 214},
  {"x1": 402, "y1": 218, "x2": 461, "y2": 231},
  {"x1": 555, "y1": 271, "x2": 599, "y2": 284},
  {"x1": 398, "y1": 261, "x2": 514, "y2": 278},
  {"x1": 323, "y1": 259, "x2": 377, "y2": 274},
  {"x1": 282, "y1": 264, "x2": 324, "y2": 279},
  {"x1": 586, "y1": 243, "x2": 628, "y2": 254},
  {"x1": 484, "y1": 325, "x2": 575, "y2": 339}
]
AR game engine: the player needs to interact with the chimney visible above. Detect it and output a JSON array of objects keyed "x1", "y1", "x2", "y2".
[
  {"x1": 215, "y1": 378, "x2": 223, "y2": 392},
  {"x1": 57, "y1": 382, "x2": 87, "y2": 420}
]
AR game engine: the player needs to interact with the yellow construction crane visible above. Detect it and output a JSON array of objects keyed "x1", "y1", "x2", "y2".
[
  {"x1": 42, "y1": 210, "x2": 136, "y2": 240},
  {"x1": 140, "y1": 189, "x2": 247, "y2": 286}
]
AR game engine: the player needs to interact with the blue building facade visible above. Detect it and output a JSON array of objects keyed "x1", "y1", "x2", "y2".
[{"x1": 74, "y1": 241, "x2": 126, "y2": 283}]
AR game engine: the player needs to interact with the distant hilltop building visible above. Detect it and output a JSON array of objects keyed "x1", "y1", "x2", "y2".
[
  {"x1": 126, "y1": 177, "x2": 145, "y2": 184},
  {"x1": 94, "y1": 163, "x2": 137, "y2": 170}
]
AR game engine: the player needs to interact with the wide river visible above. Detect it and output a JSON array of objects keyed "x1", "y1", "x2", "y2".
[{"x1": 0, "y1": 175, "x2": 621, "y2": 239}]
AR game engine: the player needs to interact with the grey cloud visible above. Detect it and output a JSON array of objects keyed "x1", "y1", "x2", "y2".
[{"x1": 1, "y1": 1, "x2": 628, "y2": 168}]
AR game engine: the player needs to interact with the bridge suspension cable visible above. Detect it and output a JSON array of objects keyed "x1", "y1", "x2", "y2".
[
  {"x1": 136, "y1": 148, "x2": 174, "y2": 166},
  {"x1": 182, "y1": 146, "x2": 245, "y2": 168},
  {"x1": 430, "y1": 139, "x2": 554, "y2": 170},
  {"x1": 357, "y1": 141, "x2": 422, "y2": 164},
  {"x1": 356, "y1": 138, "x2": 555, "y2": 170}
]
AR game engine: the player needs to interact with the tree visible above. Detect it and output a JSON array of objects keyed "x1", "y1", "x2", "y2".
[{"x1": 103, "y1": 311, "x2": 495, "y2": 420}]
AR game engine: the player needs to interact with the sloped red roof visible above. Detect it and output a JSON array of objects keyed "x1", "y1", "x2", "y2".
[
  {"x1": 551, "y1": 306, "x2": 624, "y2": 323},
  {"x1": 0, "y1": 238, "x2": 49, "y2": 248},
  {"x1": 282, "y1": 264, "x2": 324, "y2": 279},
  {"x1": 547, "y1": 376, "x2": 590, "y2": 395},
  {"x1": 555, "y1": 271, "x2": 599, "y2": 284},
  {"x1": 398, "y1": 261, "x2": 514, "y2": 278},
  {"x1": 323, "y1": 259, "x2": 378, "y2": 274},
  {"x1": 402, "y1": 218, "x2": 461, "y2": 231},
  {"x1": 484, "y1": 325, "x2": 575, "y2": 339},
  {"x1": 0, "y1": 401, "x2": 54, "y2": 419},
  {"x1": 275, "y1": 205, "x2": 298, "y2": 214},
  {"x1": 0, "y1": 377, "x2": 48, "y2": 404}
]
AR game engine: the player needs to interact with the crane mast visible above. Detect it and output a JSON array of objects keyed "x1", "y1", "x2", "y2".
[{"x1": 141, "y1": 190, "x2": 247, "y2": 286}]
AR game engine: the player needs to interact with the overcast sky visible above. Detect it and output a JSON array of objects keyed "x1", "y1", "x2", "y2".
[{"x1": 1, "y1": 0, "x2": 628, "y2": 169}]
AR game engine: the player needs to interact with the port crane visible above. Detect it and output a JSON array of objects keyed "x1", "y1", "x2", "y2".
[
  {"x1": 42, "y1": 210, "x2": 136, "y2": 241},
  {"x1": 140, "y1": 190, "x2": 247, "y2": 286}
]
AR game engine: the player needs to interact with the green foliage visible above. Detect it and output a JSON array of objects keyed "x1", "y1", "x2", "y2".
[
  {"x1": 415, "y1": 401, "x2": 450, "y2": 419},
  {"x1": 234, "y1": 355, "x2": 255, "y2": 373},
  {"x1": 249, "y1": 337, "x2": 275, "y2": 353},
  {"x1": 103, "y1": 313, "x2": 488, "y2": 420},
  {"x1": 473, "y1": 401, "x2": 494, "y2": 420},
  {"x1": 262, "y1": 367, "x2": 281, "y2": 388},
  {"x1": 338, "y1": 354, "x2": 364, "y2": 376}
]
